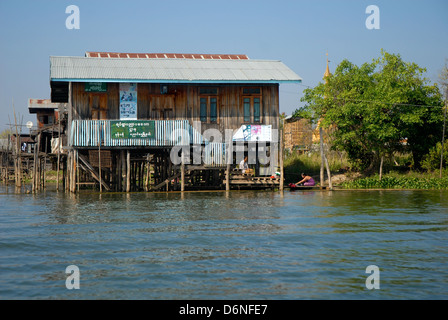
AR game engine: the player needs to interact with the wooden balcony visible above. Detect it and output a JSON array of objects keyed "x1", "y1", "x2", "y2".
[
  {"x1": 69, "y1": 119, "x2": 226, "y2": 166},
  {"x1": 70, "y1": 119, "x2": 204, "y2": 147}
]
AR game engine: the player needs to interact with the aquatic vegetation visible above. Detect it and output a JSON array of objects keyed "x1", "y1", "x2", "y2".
[{"x1": 342, "y1": 175, "x2": 448, "y2": 189}]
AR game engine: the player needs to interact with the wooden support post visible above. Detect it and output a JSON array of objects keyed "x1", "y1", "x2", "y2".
[
  {"x1": 120, "y1": 150, "x2": 125, "y2": 192},
  {"x1": 280, "y1": 128, "x2": 284, "y2": 191},
  {"x1": 226, "y1": 164, "x2": 230, "y2": 191},
  {"x1": 99, "y1": 144, "x2": 102, "y2": 193},
  {"x1": 76, "y1": 150, "x2": 80, "y2": 192},
  {"x1": 181, "y1": 163, "x2": 185, "y2": 192},
  {"x1": 126, "y1": 150, "x2": 130, "y2": 192},
  {"x1": 70, "y1": 150, "x2": 76, "y2": 193},
  {"x1": 65, "y1": 151, "x2": 70, "y2": 192},
  {"x1": 56, "y1": 118, "x2": 61, "y2": 191},
  {"x1": 145, "y1": 155, "x2": 150, "y2": 192}
]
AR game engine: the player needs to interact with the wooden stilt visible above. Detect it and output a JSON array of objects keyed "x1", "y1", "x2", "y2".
[
  {"x1": 56, "y1": 118, "x2": 61, "y2": 191},
  {"x1": 126, "y1": 150, "x2": 130, "y2": 192},
  {"x1": 181, "y1": 163, "x2": 185, "y2": 192},
  {"x1": 226, "y1": 164, "x2": 230, "y2": 191},
  {"x1": 280, "y1": 127, "x2": 284, "y2": 191}
]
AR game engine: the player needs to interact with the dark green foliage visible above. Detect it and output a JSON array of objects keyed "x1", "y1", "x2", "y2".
[
  {"x1": 298, "y1": 50, "x2": 445, "y2": 172},
  {"x1": 343, "y1": 175, "x2": 448, "y2": 189},
  {"x1": 421, "y1": 140, "x2": 448, "y2": 171}
]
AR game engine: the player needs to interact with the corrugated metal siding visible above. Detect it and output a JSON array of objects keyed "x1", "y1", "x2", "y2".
[{"x1": 50, "y1": 56, "x2": 302, "y2": 83}]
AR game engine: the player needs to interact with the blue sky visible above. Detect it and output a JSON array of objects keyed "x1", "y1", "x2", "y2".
[{"x1": 0, "y1": 0, "x2": 447, "y2": 132}]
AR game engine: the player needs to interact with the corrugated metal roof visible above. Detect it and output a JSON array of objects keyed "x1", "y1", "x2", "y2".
[
  {"x1": 28, "y1": 99, "x2": 59, "y2": 110},
  {"x1": 50, "y1": 56, "x2": 302, "y2": 83}
]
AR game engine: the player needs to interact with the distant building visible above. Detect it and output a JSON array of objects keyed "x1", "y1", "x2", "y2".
[
  {"x1": 283, "y1": 115, "x2": 312, "y2": 153},
  {"x1": 28, "y1": 99, "x2": 66, "y2": 129}
]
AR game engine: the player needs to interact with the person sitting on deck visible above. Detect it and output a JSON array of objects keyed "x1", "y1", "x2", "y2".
[
  {"x1": 239, "y1": 156, "x2": 253, "y2": 175},
  {"x1": 295, "y1": 173, "x2": 315, "y2": 186}
]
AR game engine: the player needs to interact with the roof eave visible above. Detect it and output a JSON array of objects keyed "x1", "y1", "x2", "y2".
[{"x1": 50, "y1": 78, "x2": 302, "y2": 84}]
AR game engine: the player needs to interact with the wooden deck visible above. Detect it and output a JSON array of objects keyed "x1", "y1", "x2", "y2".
[{"x1": 223, "y1": 169, "x2": 280, "y2": 189}]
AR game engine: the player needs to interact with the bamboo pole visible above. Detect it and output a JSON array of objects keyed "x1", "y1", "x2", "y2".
[
  {"x1": 319, "y1": 126, "x2": 325, "y2": 188},
  {"x1": 44, "y1": 136, "x2": 48, "y2": 189},
  {"x1": 32, "y1": 137, "x2": 37, "y2": 192},
  {"x1": 324, "y1": 153, "x2": 333, "y2": 190},
  {"x1": 13, "y1": 103, "x2": 22, "y2": 189}
]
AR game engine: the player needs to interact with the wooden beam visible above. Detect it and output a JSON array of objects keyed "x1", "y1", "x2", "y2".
[{"x1": 152, "y1": 172, "x2": 182, "y2": 191}]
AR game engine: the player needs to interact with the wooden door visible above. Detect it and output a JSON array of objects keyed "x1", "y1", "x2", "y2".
[{"x1": 90, "y1": 94, "x2": 108, "y2": 120}]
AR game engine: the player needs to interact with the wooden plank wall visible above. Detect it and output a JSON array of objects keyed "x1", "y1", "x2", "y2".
[{"x1": 71, "y1": 83, "x2": 279, "y2": 134}]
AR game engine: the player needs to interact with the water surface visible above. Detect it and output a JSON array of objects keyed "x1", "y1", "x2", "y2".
[{"x1": 1, "y1": 185, "x2": 447, "y2": 299}]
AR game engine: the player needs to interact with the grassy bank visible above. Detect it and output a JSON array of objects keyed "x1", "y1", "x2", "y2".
[
  {"x1": 22, "y1": 170, "x2": 63, "y2": 183},
  {"x1": 283, "y1": 151, "x2": 350, "y2": 184},
  {"x1": 283, "y1": 150, "x2": 448, "y2": 189}
]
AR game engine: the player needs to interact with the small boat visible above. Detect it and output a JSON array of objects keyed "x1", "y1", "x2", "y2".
[{"x1": 288, "y1": 183, "x2": 316, "y2": 191}]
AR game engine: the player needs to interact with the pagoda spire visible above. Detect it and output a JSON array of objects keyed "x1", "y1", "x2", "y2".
[{"x1": 324, "y1": 52, "x2": 331, "y2": 80}]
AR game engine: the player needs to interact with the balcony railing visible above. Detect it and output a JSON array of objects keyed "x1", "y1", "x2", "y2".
[
  {"x1": 70, "y1": 120, "x2": 204, "y2": 147},
  {"x1": 70, "y1": 119, "x2": 226, "y2": 165}
]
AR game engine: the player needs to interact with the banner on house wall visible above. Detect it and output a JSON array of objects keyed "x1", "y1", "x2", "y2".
[
  {"x1": 110, "y1": 120, "x2": 155, "y2": 139},
  {"x1": 85, "y1": 82, "x2": 107, "y2": 92},
  {"x1": 119, "y1": 83, "x2": 137, "y2": 120},
  {"x1": 232, "y1": 125, "x2": 272, "y2": 142}
]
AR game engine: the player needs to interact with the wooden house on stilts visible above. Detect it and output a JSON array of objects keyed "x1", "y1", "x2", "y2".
[{"x1": 49, "y1": 52, "x2": 302, "y2": 192}]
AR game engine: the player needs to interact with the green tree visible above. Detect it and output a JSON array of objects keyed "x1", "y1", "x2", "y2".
[{"x1": 298, "y1": 50, "x2": 444, "y2": 172}]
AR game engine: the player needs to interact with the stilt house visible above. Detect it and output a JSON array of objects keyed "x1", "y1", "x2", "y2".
[{"x1": 49, "y1": 52, "x2": 302, "y2": 192}]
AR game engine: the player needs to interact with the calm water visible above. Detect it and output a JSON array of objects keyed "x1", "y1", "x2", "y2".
[{"x1": 0, "y1": 185, "x2": 447, "y2": 300}]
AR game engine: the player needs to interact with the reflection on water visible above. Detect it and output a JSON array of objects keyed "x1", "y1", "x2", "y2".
[{"x1": 0, "y1": 185, "x2": 447, "y2": 299}]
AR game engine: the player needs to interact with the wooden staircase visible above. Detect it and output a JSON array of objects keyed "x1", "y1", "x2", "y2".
[
  {"x1": 77, "y1": 153, "x2": 111, "y2": 191},
  {"x1": 223, "y1": 169, "x2": 280, "y2": 189}
]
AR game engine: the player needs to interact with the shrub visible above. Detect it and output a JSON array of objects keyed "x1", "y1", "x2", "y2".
[{"x1": 421, "y1": 140, "x2": 448, "y2": 171}]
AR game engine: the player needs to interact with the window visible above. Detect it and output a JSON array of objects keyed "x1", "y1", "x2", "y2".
[
  {"x1": 200, "y1": 98, "x2": 207, "y2": 122},
  {"x1": 243, "y1": 98, "x2": 251, "y2": 122},
  {"x1": 254, "y1": 98, "x2": 260, "y2": 122},
  {"x1": 210, "y1": 97, "x2": 217, "y2": 122},
  {"x1": 243, "y1": 88, "x2": 261, "y2": 95},
  {"x1": 200, "y1": 87, "x2": 218, "y2": 95},
  {"x1": 242, "y1": 87, "x2": 261, "y2": 123},
  {"x1": 199, "y1": 88, "x2": 218, "y2": 123}
]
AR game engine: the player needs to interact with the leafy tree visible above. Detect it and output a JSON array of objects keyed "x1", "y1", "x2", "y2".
[{"x1": 298, "y1": 50, "x2": 444, "y2": 172}]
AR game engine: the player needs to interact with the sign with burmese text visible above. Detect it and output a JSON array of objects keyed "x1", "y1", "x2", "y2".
[
  {"x1": 85, "y1": 82, "x2": 107, "y2": 92},
  {"x1": 110, "y1": 120, "x2": 155, "y2": 139}
]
